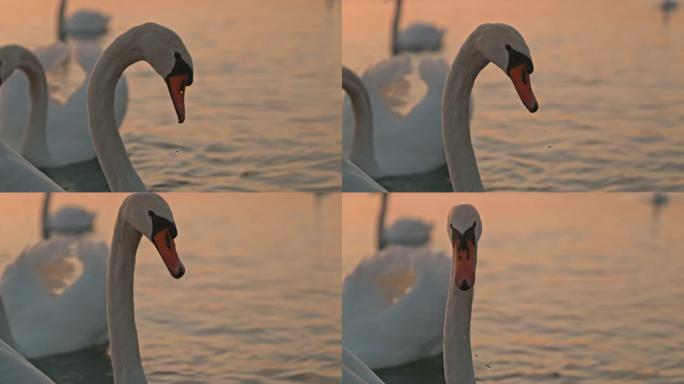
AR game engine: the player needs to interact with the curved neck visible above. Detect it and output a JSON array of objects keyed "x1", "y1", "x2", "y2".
[
  {"x1": 15, "y1": 47, "x2": 51, "y2": 167},
  {"x1": 342, "y1": 67, "x2": 380, "y2": 178},
  {"x1": 377, "y1": 194, "x2": 388, "y2": 250},
  {"x1": 108, "y1": 209, "x2": 147, "y2": 384},
  {"x1": 442, "y1": 33, "x2": 488, "y2": 192},
  {"x1": 41, "y1": 193, "x2": 51, "y2": 240},
  {"x1": 443, "y1": 269, "x2": 475, "y2": 384},
  {"x1": 57, "y1": 0, "x2": 67, "y2": 41},
  {"x1": 391, "y1": 0, "x2": 402, "y2": 55},
  {"x1": 88, "y1": 31, "x2": 147, "y2": 192},
  {"x1": 0, "y1": 298, "x2": 20, "y2": 351}
]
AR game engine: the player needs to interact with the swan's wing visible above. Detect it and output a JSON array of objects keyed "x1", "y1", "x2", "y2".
[
  {"x1": 342, "y1": 158, "x2": 386, "y2": 192},
  {"x1": 361, "y1": 56, "x2": 412, "y2": 114},
  {"x1": 399, "y1": 23, "x2": 445, "y2": 51},
  {"x1": 342, "y1": 347, "x2": 385, "y2": 384},
  {"x1": 65, "y1": 10, "x2": 109, "y2": 37},
  {"x1": 49, "y1": 206, "x2": 95, "y2": 234},
  {"x1": 0, "y1": 340, "x2": 54, "y2": 384},
  {"x1": 33, "y1": 42, "x2": 69, "y2": 73},
  {"x1": 0, "y1": 144, "x2": 62, "y2": 192},
  {"x1": 384, "y1": 218, "x2": 432, "y2": 246}
]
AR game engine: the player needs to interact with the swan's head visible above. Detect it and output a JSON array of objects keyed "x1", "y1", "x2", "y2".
[
  {"x1": 135, "y1": 23, "x2": 194, "y2": 123},
  {"x1": 474, "y1": 23, "x2": 538, "y2": 113},
  {"x1": 0, "y1": 45, "x2": 24, "y2": 85},
  {"x1": 122, "y1": 193, "x2": 185, "y2": 279},
  {"x1": 447, "y1": 204, "x2": 482, "y2": 292}
]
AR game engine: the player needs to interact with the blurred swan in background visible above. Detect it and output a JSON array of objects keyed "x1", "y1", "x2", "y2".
[
  {"x1": 342, "y1": 56, "x2": 451, "y2": 178},
  {"x1": 378, "y1": 194, "x2": 431, "y2": 250},
  {"x1": 342, "y1": 66, "x2": 386, "y2": 192},
  {"x1": 0, "y1": 42, "x2": 128, "y2": 168},
  {"x1": 57, "y1": 0, "x2": 110, "y2": 40},
  {"x1": 343, "y1": 245, "x2": 450, "y2": 368},
  {"x1": 0, "y1": 235, "x2": 108, "y2": 358},
  {"x1": 41, "y1": 193, "x2": 95, "y2": 239},
  {"x1": 391, "y1": 0, "x2": 444, "y2": 55},
  {"x1": 442, "y1": 24, "x2": 538, "y2": 191}
]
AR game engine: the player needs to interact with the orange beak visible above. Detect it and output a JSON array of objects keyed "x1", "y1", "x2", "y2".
[
  {"x1": 507, "y1": 64, "x2": 538, "y2": 113},
  {"x1": 453, "y1": 240, "x2": 476, "y2": 291},
  {"x1": 152, "y1": 228, "x2": 185, "y2": 279},
  {"x1": 166, "y1": 74, "x2": 189, "y2": 123}
]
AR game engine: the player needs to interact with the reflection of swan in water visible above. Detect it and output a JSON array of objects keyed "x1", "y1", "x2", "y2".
[{"x1": 377, "y1": 194, "x2": 432, "y2": 250}]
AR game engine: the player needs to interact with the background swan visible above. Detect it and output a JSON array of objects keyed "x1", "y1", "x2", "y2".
[
  {"x1": 57, "y1": 0, "x2": 109, "y2": 40},
  {"x1": 342, "y1": 66, "x2": 385, "y2": 192},
  {"x1": 391, "y1": 0, "x2": 444, "y2": 55},
  {"x1": 0, "y1": 45, "x2": 63, "y2": 192},
  {"x1": 0, "y1": 41, "x2": 128, "y2": 168},
  {"x1": 41, "y1": 193, "x2": 95, "y2": 239},
  {"x1": 343, "y1": 246, "x2": 450, "y2": 369},
  {"x1": 378, "y1": 194, "x2": 431, "y2": 250},
  {"x1": 442, "y1": 24, "x2": 538, "y2": 191},
  {"x1": 342, "y1": 56, "x2": 452, "y2": 178},
  {"x1": 0, "y1": 236, "x2": 108, "y2": 358},
  {"x1": 89, "y1": 23, "x2": 194, "y2": 192}
]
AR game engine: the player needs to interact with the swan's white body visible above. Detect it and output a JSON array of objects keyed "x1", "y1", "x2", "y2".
[
  {"x1": 442, "y1": 24, "x2": 538, "y2": 191},
  {"x1": 58, "y1": 0, "x2": 109, "y2": 39},
  {"x1": 0, "y1": 41, "x2": 129, "y2": 167},
  {"x1": 0, "y1": 193, "x2": 186, "y2": 383},
  {"x1": 0, "y1": 236, "x2": 108, "y2": 358},
  {"x1": 391, "y1": 0, "x2": 444, "y2": 55},
  {"x1": 342, "y1": 346, "x2": 385, "y2": 384},
  {"x1": 342, "y1": 56, "x2": 451, "y2": 178},
  {"x1": 343, "y1": 246, "x2": 450, "y2": 369},
  {"x1": 378, "y1": 194, "x2": 431, "y2": 249},
  {"x1": 88, "y1": 23, "x2": 194, "y2": 192},
  {"x1": 342, "y1": 67, "x2": 385, "y2": 192},
  {"x1": 42, "y1": 193, "x2": 95, "y2": 238}
]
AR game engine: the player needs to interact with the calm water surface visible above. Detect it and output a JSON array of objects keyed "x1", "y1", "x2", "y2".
[
  {"x1": 0, "y1": 193, "x2": 340, "y2": 383},
  {"x1": 343, "y1": 193, "x2": 684, "y2": 383},
  {"x1": 0, "y1": 0, "x2": 340, "y2": 192},
  {"x1": 343, "y1": 0, "x2": 684, "y2": 191}
]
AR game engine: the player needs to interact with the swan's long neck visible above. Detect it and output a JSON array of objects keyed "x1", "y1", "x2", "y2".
[
  {"x1": 443, "y1": 272, "x2": 475, "y2": 384},
  {"x1": 88, "y1": 31, "x2": 147, "y2": 192},
  {"x1": 342, "y1": 68, "x2": 380, "y2": 178},
  {"x1": 377, "y1": 194, "x2": 388, "y2": 250},
  {"x1": 15, "y1": 47, "x2": 51, "y2": 167},
  {"x1": 442, "y1": 33, "x2": 489, "y2": 192},
  {"x1": 41, "y1": 193, "x2": 51, "y2": 240},
  {"x1": 0, "y1": 298, "x2": 20, "y2": 351},
  {"x1": 57, "y1": 0, "x2": 67, "y2": 41},
  {"x1": 391, "y1": 0, "x2": 402, "y2": 55},
  {"x1": 108, "y1": 211, "x2": 147, "y2": 384}
]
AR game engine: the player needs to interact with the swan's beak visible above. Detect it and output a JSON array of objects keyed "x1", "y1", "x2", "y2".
[
  {"x1": 166, "y1": 74, "x2": 189, "y2": 123},
  {"x1": 152, "y1": 228, "x2": 185, "y2": 279},
  {"x1": 507, "y1": 64, "x2": 538, "y2": 113},
  {"x1": 453, "y1": 240, "x2": 476, "y2": 291}
]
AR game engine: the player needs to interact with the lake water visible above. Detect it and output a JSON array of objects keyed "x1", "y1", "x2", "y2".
[
  {"x1": 0, "y1": 193, "x2": 341, "y2": 383},
  {"x1": 343, "y1": 193, "x2": 684, "y2": 383},
  {"x1": 0, "y1": 0, "x2": 340, "y2": 192},
  {"x1": 343, "y1": 0, "x2": 684, "y2": 191}
]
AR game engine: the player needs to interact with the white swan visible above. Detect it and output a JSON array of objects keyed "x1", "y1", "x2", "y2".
[
  {"x1": 89, "y1": 23, "x2": 194, "y2": 192},
  {"x1": 391, "y1": 0, "x2": 444, "y2": 55},
  {"x1": 443, "y1": 23, "x2": 538, "y2": 191},
  {"x1": 343, "y1": 245, "x2": 450, "y2": 368},
  {"x1": 0, "y1": 236, "x2": 108, "y2": 358},
  {"x1": 342, "y1": 66, "x2": 386, "y2": 192},
  {"x1": 0, "y1": 41, "x2": 129, "y2": 167},
  {"x1": 41, "y1": 193, "x2": 96, "y2": 239},
  {"x1": 342, "y1": 56, "x2": 451, "y2": 178},
  {"x1": 0, "y1": 193, "x2": 186, "y2": 383},
  {"x1": 0, "y1": 45, "x2": 63, "y2": 192},
  {"x1": 342, "y1": 204, "x2": 484, "y2": 382},
  {"x1": 57, "y1": 0, "x2": 109, "y2": 40},
  {"x1": 342, "y1": 346, "x2": 385, "y2": 384},
  {"x1": 378, "y1": 194, "x2": 431, "y2": 250}
]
